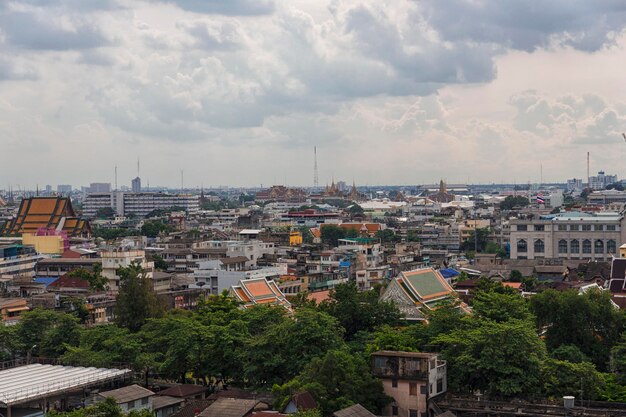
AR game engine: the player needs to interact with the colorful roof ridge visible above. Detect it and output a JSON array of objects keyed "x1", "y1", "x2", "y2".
[
  {"x1": 230, "y1": 278, "x2": 292, "y2": 312},
  {"x1": 1, "y1": 197, "x2": 91, "y2": 237}
]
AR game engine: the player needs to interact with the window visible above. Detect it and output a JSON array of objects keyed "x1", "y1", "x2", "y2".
[
  {"x1": 534, "y1": 225, "x2": 545, "y2": 231},
  {"x1": 582, "y1": 224, "x2": 592, "y2": 231},
  {"x1": 517, "y1": 239, "x2": 527, "y2": 253},
  {"x1": 141, "y1": 398, "x2": 149, "y2": 405},
  {"x1": 558, "y1": 239, "x2": 568, "y2": 254},
  {"x1": 570, "y1": 224, "x2": 580, "y2": 231},
  {"x1": 437, "y1": 378, "x2": 444, "y2": 392},
  {"x1": 583, "y1": 239, "x2": 592, "y2": 254},
  {"x1": 608, "y1": 240, "x2": 617, "y2": 254},
  {"x1": 410, "y1": 410, "x2": 418, "y2": 417},
  {"x1": 607, "y1": 225, "x2": 616, "y2": 231},
  {"x1": 558, "y1": 224, "x2": 567, "y2": 231},
  {"x1": 516, "y1": 224, "x2": 527, "y2": 231},
  {"x1": 392, "y1": 406, "x2": 398, "y2": 416},
  {"x1": 595, "y1": 240, "x2": 604, "y2": 254},
  {"x1": 571, "y1": 240, "x2": 580, "y2": 253},
  {"x1": 392, "y1": 379, "x2": 398, "y2": 388},
  {"x1": 409, "y1": 382, "x2": 418, "y2": 396},
  {"x1": 127, "y1": 401, "x2": 135, "y2": 409},
  {"x1": 534, "y1": 239, "x2": 544, "y2": 253}
]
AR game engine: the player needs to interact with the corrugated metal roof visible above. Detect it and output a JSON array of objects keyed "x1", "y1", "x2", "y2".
[{"x1": 0, "y1": 364, "x2": 131, "y2": 406}]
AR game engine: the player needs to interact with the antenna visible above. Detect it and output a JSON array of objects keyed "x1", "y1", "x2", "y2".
[
  {"x1": 540, "y1": 161, "x2": 543, "y2": 188},
  {"x1": 181, "y1": 170, "x2": 184, "y2": 192},
  {"x1": 587, "y1": 152, "x2": 590, "y2": 188},
  {"x1": 314, "y1": 146, "x2": 319, "y2": 188},
  {"x1": 115, "y1": 164, "x2": 118, "y2": 191},
  {"x1": 137, "y1": 156, "x2": 140, "y2": 176}
]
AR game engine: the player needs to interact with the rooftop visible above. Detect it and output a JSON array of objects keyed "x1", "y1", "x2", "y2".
[
  {"x1": 99, "y1": 384, "x2": 154, "y2": 403},
  {"x1": 0, "y1": 364, "x2": 131, "y2": 406}
]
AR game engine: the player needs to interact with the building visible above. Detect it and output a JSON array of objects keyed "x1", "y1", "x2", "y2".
[
  {"x1": 588, "y1": 190, "x2": 626, "y2": 205},
  {"x1": 98, "y1": 384, "x2": 155, "y2": 414},
  {"x1": 509, "y1": 211, "x2": 625, "y2": 261},
  {"x1": 22, "y1": 229, "x2": 68, "y2": 255},
  {"x1": 589, "y1": 171, "x2": 618, "y2": 190},
  {"x1": 372, "y1": 351, "x2": 447, "y2": 417},
  {"x1": 230, "y1": 277, "x2": 292, "y2": 311},
  {"x1": 57, "y1": 184, "x2": 72, "y2": 195},
  {"x1": 132, "y1": 177, "x2": 142, "y2": 193},
  {"x1": 193, "y1": 261, "x2": 286, "y2": 294},
  {"x1": 35, "y1": 258, "x2": 101, "y2": 279},
  {"x1": 87, "y1": 182, "x2": 112, "y2": 193},
  {"x1": 380, "y1": 268, "x2": 459, "y2": 320},
  {"x1": 101, "y1": 250, "x2": 154, "y2": 291},
  {"x1": 333, "y1": 404, "x2": 376, "y2": 417},
  {"x1": 83, "y1": 192, "x2": 199, "y2": 218},
  {"x1": 0, "y1": 244, "x2": 44, "y2": 278},
  {"x1": 567, "y1": 178, "x2": 583, "y2": 193},
  {"x1": 0, "y1": 197, "x2": 90, "y2": 237},
  {"x1": 0, "y1": 298, "x2": 29, "y2": 325}
]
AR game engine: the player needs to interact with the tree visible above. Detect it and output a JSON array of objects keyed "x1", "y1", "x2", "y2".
[
  {"x1": 67, "y1": 263, "x2": 108, "y2": 292},
  {"x1": 551, "y1": 344, "x2": 589, "y2": 363},
  {"x1": 298, "y1": 227, "x2": 314, "y2": 244},
  {"x1": 140, "y1": 221, "x2": 171, "y2": 238},
  {"x1": 16, "y1": 308, "x2": 82, "y2": 358},
  {"x1": 95, "y1": 207, "x2": 115, "y2": 219},
  {"x1": 542, "y1": 359, "x2": 604, "y2": 400},
  {"x1": 348, "y1": 204, "x2": 364, "y2": 215},
  {"x1": 151, "y1": 254, "x2": 169, "y2": 271},
  {"x1": 364, "y1": 325, "x2": 418, "y2": 356},
  {"x1": 320, "y1": 282, "x2": 402, "y2": 340},
  {"x1": 611, "y1": 333, "x2": 626, "y2": 382},
  {"x1": 530, "y1": 289, "x2": 625, "y2": 370},
  {"x1": 460, "y1": 228, "x2": 490, "y2": 252},
  {"x1": 0, "y1": 325, "x2": 18, "y2": 361},
  {"x1": 509, "y1": 270, "x2": 523, "y2": 282},
  {"x1": 320, "y1": 225, "x2": 345, "y2": 247},
  {"x1": 273, "y1": 349, "x2": 390, "y2": 417},
  {"x1": 606, "y1": 182, "x2": 624, "y2": 191},
  {"x1": 375, "y1": 229, "x2": 398, "y2": 244},
  {"x1": 115, "y1": 262, "x2": 165, "y2": 332},
  {"x1": 500, "y1": 195, "x2": 530, "y2": 210},
  {"x1": 434, "y1": 319, "x2": 546, "y2": 397},
  {"x1": 471, "y1": 290, "x2": 532, "y2": 323}
]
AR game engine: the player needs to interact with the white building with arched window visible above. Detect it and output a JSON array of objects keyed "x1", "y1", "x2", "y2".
[{"x1": 510, "y1": 211, "x2": 625, "y2": 261}]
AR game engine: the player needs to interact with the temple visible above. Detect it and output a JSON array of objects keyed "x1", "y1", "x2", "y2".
[
  {"x1": 230, "y1": 277, "x2": 292, "y2": 312},
  {"x1": 0, "y1": 197, "x2": 91, "y2": 237}
]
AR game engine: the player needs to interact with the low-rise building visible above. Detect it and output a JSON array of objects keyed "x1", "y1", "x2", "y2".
[
  {"x1": 99, "y1": 385, "x2": 155, "y2": 414},
  {"x1": 372, "y1": 351, "x2": 447, "y2": 417}
]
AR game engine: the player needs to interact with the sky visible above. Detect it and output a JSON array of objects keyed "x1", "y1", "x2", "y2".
[{"x1": 2, "y1": 0, "x2": 626, "y2": 189}]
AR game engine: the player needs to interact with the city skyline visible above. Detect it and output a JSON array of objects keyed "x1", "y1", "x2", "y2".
[{"x1": 2, "y1": 1, "x2": 626, "y2": 187}]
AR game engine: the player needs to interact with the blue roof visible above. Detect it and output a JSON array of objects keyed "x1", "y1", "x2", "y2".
[
  {"x1": 439, "y1": 268, "x2": 460, "y2": 278},
  {"x1": 34, "y1": 277, "x2": 58, "y2": 287}
]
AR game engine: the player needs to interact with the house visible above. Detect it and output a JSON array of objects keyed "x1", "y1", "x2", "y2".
[
  {"x1": 99, "y1": 384, "x2": 155, "y2": 414},
  {"x1": 157, "y1": 384, "x2": 209, "y2": 400},
  {"x1": 380, "y1": 268, "x2": 462, "y2": 320},
  {"x1": 152, "y1": 396, "x2": 185, "y2": 417},
  {"x1": 333, "y1": 404, "x2": 377, "y2": 417},
  {"x1": 282, "y1": 391, "x2": 317, "y2": 414},
  {"x1": 372, "y1": 351, "x2": 447, "y2": 417},
  {"x1": 198, "y1": 398, "x2": 263, "y2": 417},
  {"x1": 0, "y1": 298, "x2": 29, "y2": 325}
]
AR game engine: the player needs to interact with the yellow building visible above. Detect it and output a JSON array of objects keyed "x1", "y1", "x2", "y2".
[
  {"x1": 22, "y1": 233, "x2": 66, "y2": 255},
  {"x1": 289, "y1": 231, "x2": 303, "y2": 246}
]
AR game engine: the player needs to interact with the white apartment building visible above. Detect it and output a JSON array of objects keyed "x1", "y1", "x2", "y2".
[
  {"x1": 192, "y1": 261, "x2": 287, "y2": 294},
  {"x1": 101, "y1": 249, "x2": 154, "y2": 291},
  {"x1": 0, "y1": 244, "x2": 44, "y2": 278},
  {"x1": 83, "y1": 192, "x2": 199, "y2": 218},
  {"x1": 509, "y1": 211, "x2": 626, "y2": 261}
]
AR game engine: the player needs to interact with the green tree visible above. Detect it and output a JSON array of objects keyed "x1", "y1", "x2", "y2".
[
  {"x1": 273, "y1": 349, "x2": 389, "y2": 417},
  {"x1": 460, "y1": 228, "x2": 490, "y2": 252},
  {"x1": 320, "y1": 282, "x2": 402, "y2": 340},
  {"x1": 434, "y1": 319, "x2": 546, "y2": 397},
  {"x1": 542, "y1": 359, "x2": 604, "y2": 400},
  {"x1": 471, "y1": 290, "x2": 532, "y2": 323},
  {"x1": 509, "y1": 269, "x2": 523, "y2": 282},
  {"x1": 95, "y1": 207, "x2": 115, "y2": 219},
  {"x1": 611, "y1": 333, "x2": 626, "y2": 382},
  {"x1": 364, "y1": 325, "x2": 418, "y2": 356},
  {"x1": 115, "y1": 262, "x2": 165, "y2": 332},
  {"x1": 500, "y1": 195, "x2": 530, "y2": 210},
  {"x1": 321, "y1": 225, "x2": 345, "y2": 247},
  {"x1": 67, "y1": 263, "x2": 108, "y2": 292},
  {"x1": 0, "y1": 325, "x2": 18, "y2": 361},
  {"x1": 530, "y1": 289, "x2": 625, "y2": 369},
  {"x1": 551, "y1": 344, "x2": 588, "y2": 363},
  {"x1": 375, "y1": 229, "x2": 398, "y2": 243},
  {"x1": 140, "y1": 221, "x2": 171, "y2": 238},
  {"x1": 16, "y1": 309, "x2": 82, "y2": 358},
  {"x1": 151, "y1": 254, "x2": 169, "y2": 271}
]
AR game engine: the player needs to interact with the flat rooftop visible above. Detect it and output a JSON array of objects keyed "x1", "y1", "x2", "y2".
[{"x1": 0, "y1": 364, "x2": 131, "y2": 407}]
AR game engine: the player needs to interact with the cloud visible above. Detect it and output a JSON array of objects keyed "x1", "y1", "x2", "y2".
[
  {"x1": 0, "y1": 10, "x2": 111, "y2": 50},
  {"x1": 420, "y1": 0, "x2": 626, "y2": 52},
  {"x1": 0, "y1": 57, "x2": 37, "y2": 81},
  {"x1": 163, "y1": 0, "x2": 275, "y2": 16}
]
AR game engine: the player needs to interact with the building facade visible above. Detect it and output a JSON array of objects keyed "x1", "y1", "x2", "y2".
[
  {"x1": 372, "y1": 351, "x2": 447, "y2": 417},
  {"x1": 83, "y1": 192, "x2": 199, "y2": 218},
  {"x1": 509, "y1": 212, "x2": 626, "y2": 260}
]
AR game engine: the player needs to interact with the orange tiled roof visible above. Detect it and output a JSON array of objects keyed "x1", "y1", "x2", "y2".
[{"x1": 1, "y1": 197, "x2": 90, "y2": 237}]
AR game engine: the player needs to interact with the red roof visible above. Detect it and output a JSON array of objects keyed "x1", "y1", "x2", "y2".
[{"x1": 47, "y1": 274, "x2": 90, "y2": 289}]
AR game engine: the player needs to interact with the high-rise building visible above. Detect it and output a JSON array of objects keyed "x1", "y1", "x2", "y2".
[
  {"x1": 566, "y1": 178, "x2": 583, "y2": 192},
  {"x1": 131, "y1": 177, "x2": 141, "y2": 193},
  {"x1": 87, "y1": 183, "x2": 112, "y2": 193},
  {"x1": 57, "y1": 184, "x2": 72, "y2": 195},
  {"x1": 589, "y1": 171, "x2": 618, "y2": 190}
]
